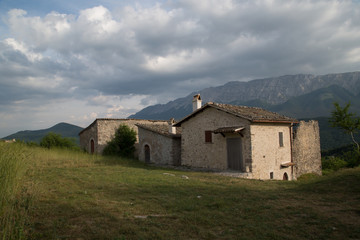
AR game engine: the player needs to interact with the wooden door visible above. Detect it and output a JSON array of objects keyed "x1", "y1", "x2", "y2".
[
  {"x1": 227, "y1": 138, "x2": 243, "y2": 171},
  {"x1": 144, "y1": 145, "x2": 150, "y2": 163},
  {"x1": 90, "y1": 139, "x2": 95, "y2": 154}
]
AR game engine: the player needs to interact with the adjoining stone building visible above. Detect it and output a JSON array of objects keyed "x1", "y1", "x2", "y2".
[
  {"x1": 136, "y1": 121, "x2": 181, "y2": 166},
  {"x1": 79, "y1": 118, "x2": 168, "y2": 156}
]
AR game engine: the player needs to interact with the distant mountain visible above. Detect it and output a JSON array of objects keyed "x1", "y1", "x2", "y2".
[
  {"x1": 271, "y1": 85, "x2": 360, "y2": 118},
  {"x1": 130, "y1": 71, "x2": 360, "y2": 120},
  {"x1": 2, "y1": 122, "x2": 83, "y2": 144}
]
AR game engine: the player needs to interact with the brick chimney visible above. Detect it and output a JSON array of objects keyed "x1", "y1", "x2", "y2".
[
  {"x1": 169, "y1": 118, "x2": 176, "y2": 134},
  {"x1": 192, "y1": 94, "x2": 202, "y2": 112}
]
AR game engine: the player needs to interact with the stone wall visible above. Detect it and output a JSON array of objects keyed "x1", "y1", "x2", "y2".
[
  {"x1": 79, "y1": 121, "x2": 98, "y2": 153},
  {"x1": 292, "y1": 120, "x2": 322, "y2": 177},
  {"x1": 79, "y1": 119, "x2": 168, "y2": 156},
  {"x1": 180, "y1": 107, "x2": 252, "y2": 170},
  {"x1": 138, "y1": 127, "x2": 181, "y2": 165},
  {"x1": 250, "y1": 123, "x2": 293, "y2": 180}
]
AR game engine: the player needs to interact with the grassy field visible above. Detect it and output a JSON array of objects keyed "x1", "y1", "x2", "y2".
[{"x1": 1, "y1": 142, "x2": 360, "y2": 239}]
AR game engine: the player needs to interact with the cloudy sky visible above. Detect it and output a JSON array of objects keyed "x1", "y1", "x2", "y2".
[{"x1": 0, "y1": 0, "x2": 360, "y2": 137}]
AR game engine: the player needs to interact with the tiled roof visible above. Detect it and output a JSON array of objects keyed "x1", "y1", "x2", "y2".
[
  {"x1": 209, "y1": 103, "x2": 297, "y2": 122},
  {"x1": 136, "y1": 124, "x2": 181, "y2": 138},
  {"x1": 79, "y1": 118, "x2": 168, "y2": 135},
  {"x1": 175, "y1": 102, "x2": 298, "y2": 126},
  {"x1": 213, "y1": 126, "x2": 245, "y2": 133}
]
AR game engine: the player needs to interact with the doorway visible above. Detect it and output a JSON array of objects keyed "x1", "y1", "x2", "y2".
[
  {"x1": 227, "y1": 138, "x2": 243, "y2": 171},
  {"x1": 90, "y1": 139, "x2": 95, "y2": 154},
  {"x1": 144, "y1": 145, "x2": 150, "y2": 163},
  {"x1": 283, "y1": 172, "x2": 289, "y2": 181}
]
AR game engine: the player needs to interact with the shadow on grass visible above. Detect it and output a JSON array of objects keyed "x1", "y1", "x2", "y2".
[{"x1": 27, "y1": 168, "x2": 360, "y2": 240}]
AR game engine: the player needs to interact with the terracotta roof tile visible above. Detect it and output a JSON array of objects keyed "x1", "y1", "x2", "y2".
[
  {"x1": 175, "y1": 102, "x2": 297, "y2": 126},
  {"x1": 209, "y1": 103, "x2": 297, "y2": 122},
  {"x1": 136, "y1": 124, "x2": 181, "y2": 138}
]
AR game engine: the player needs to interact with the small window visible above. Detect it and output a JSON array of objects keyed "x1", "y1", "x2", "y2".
[
  {"x1": 279, "y1": 132, "x2": 284, "y2": 147},
  {"x1": 205, "y1": 131, "x2": 212, "y2": 143},
  {"x1": 270, "y1": 172, "x2": 274, "y2": 179}
]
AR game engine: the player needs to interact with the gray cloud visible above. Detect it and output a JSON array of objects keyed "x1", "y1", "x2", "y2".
[{"x1": 0, "y1": 0, "x2": 360, "y2": 136}]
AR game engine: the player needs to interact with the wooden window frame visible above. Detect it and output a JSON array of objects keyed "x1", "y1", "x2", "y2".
[
  {"x1": 205, "y1": 130, "x2": 212, "y2": 143},
  {"x1": 279, "y1": 132, "x2": 284, "y2": 147}
]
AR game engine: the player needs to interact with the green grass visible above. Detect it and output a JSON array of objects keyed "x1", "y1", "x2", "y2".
[{"x1": 1, "y1": 143, "x2": 360, "y2": 239}]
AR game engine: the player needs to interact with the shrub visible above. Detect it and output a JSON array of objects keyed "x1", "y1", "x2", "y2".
[
  {"x1": 322, "y1": 156, "x2": 348, "y2": 171},
  {"x1": 40, "y1": 132, "x2": 79, "y2": 150},
  {"x1": 342, "y1": 149, "x2": 360, "y2": 168},
  {"x1": 103, "y1": 124, "x2": 137, "y2": 158}
]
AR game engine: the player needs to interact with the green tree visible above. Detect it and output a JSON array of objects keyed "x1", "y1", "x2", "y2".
[
  {"x1": 40, "y1": 132, "x2": 78, "y2": 150},
  {"x1": 329, "y1": 102, "x2": 360, "y2": 151},
  {"x1": 103, "y1": 124, "x2": 137, "y2": 158}
]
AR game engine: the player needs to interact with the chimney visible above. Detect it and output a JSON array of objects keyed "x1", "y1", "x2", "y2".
[
  {"x1": 192, "y1": 94, "x2": 202, "y2": 112},
  {"x1": 169, "y1": 118, "x2": 176, "y2": 134}
]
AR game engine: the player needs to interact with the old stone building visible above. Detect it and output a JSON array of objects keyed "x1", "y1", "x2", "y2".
[
  {"x1": 79, "y1": 118, "x2": 168, "y2": 156},
  {"x1": 81, "y1": 95, "x2": 321, "y2": 180},
  {"x1": 136, "y1": 122, "x2": 181, "y2": 166},
  {"x1": 174, "y1": 98, "x2": 300, "y2": 180}
]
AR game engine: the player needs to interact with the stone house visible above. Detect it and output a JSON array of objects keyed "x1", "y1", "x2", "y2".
[
  {"x1": 136, "y1": 120, "x2": 181, "y2": 166},
  {"x1": 137, "y1": 95, "x2": 321, "y2": 180},
  {"x1": 79, "y1": 118, "x2": 168, "y2": 156}
]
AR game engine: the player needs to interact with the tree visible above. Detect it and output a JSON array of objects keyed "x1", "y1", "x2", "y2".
[
  {"x1": 329, "y1": 102, "x2": 360, "y2": 151},
  {"x1": 103, "y1": 124, "x2": 137, "y2": 158},
  {"x1": 40, "y1": 132, "x2": 78, "y2": 150}
]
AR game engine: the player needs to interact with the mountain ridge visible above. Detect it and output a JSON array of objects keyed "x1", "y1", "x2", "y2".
[
  {"x1": 2, "y1": 122, "x2": 83, "y2": 144},
  {"x1": 129, "y1": 71, "x2": 360, "y2": 120}
]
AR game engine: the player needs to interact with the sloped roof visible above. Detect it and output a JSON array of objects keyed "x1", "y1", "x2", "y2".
[
  {"x1": 174, "y1": 102, "x2": 298, "y2": 126},
  {"x1": 213, "y1": 126, "x2": 245, "y2": 134},
  {"x1": 79, "y1": 118, "x2": 168, "y2": 135},
  {"x1": 136, "y1": 124, "x2": 181, "y2": 138}
]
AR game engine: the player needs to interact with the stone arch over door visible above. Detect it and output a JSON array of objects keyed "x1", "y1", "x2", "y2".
[
  {"x1": 90, "y1": 139, "x2": 95, "y2": 154},
  {"x1": 144, "y1": 144, "x2": 150, "y2": 163}
]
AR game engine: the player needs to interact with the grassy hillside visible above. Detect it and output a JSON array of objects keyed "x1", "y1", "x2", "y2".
[
  {"x1": 1, "y1": 143, "x2": 359, "y2": 239},
  {"x1": 2, "y1": 122, "x2": 83, "y2": 144}
]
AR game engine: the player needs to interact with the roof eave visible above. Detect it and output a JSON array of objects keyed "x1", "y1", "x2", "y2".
[{"x1": 251, "y1": 119, "x2": 299, "y2": 124}]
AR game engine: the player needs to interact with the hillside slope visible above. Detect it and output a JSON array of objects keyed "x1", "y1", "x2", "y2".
[
  {"x1": 2, "y1": 122, "x2": 83, "y2": 144},
  {"x1": 272, "y1": 85, "x2": 360, "y2": 118}
]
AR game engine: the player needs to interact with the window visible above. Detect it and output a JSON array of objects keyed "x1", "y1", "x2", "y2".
[
  {"x1": 270, "y1": 172, "x2": 274, "y2": 179},
  {"x1": 279, "y1": 132, "x2": 284, "y2": 147},
  {"x1": 205, "y1": 131, "x2": 212, "y2": 143}
]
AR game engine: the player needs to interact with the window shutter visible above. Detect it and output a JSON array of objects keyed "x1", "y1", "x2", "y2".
[{"x1": 205, "y1": 131, "x2": 212, "y2": 143}]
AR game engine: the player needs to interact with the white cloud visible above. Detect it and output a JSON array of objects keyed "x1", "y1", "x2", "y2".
[
  {"x1": 4, "y1": 38, "x2": 43, "y2": 62},
  {"x1": 0, "y1": 0, "x2": 360, "y2": 136}
]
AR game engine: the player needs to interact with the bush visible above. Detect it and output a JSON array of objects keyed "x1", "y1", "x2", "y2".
[
  {"x1": 342, "y1": 149, "x2": 360, "y2": 168},
  {"x1": 40, "y1": 132, "x2": 79, "y2": 150},
  {"x1": 103, "y1": 124, "x2": 137, "y2": 158},
  {"x1": 322, "y1": 156, "x2": 348, "y2": 171}
]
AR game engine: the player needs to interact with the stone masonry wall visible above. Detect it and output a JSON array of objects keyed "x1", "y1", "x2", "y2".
[
  {"x1": 292, "y1": 120, "x2": 322, "y2": 177},
  {"x1": 250, "y1": 124, "x2": 293, "y2": 180},
  {"x1": 79, "y1": 122, "x2": 98, "y2": 153},
  {"x1": 181, "y1": 107, "x2": 252, "y2": 170},
  {"x1": 138, "y1": 128, "x2": 181, "y2": 165},
  {"x1": 80, "y1": 119, "x2": 168, "y2": 156}
]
